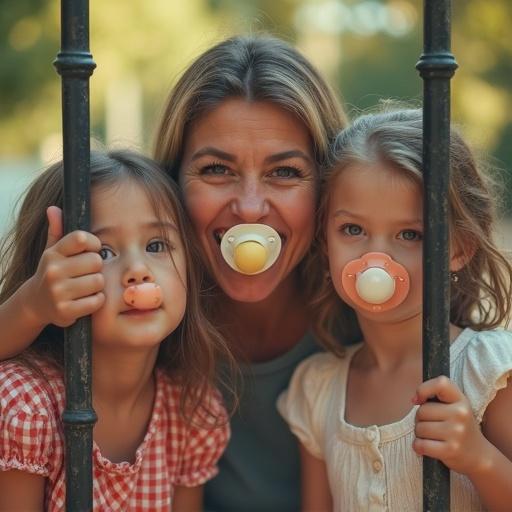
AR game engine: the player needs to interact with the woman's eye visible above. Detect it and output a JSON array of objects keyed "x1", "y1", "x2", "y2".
[
  {"x1": 201, "y1": 163, "x2": 229, "y2": 176},
  {"x1": 147, "y1": 240, "x2": 170, "y2": 253},
  {"x1": 270, "y1": 166, "x2": 302, "y2": 179},
  {"x1": 99, "y1": 247, "x2": 115, "y2": 260},
  {"x1": 342, "y1": 224, "x2": 364, "y2": 236},
  {"x1": 398, "y1": 230, "x2": 423, "y2": 241}
]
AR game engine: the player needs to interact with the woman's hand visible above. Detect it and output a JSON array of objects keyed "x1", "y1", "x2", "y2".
[
  {"x1": 24, "y1": 206, "x2": 105, "y2": 328},
  {"x1": 412, "y1": 376, "x2": 493, "y2": 476}
]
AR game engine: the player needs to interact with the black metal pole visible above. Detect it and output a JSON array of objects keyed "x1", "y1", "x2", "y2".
[
  {"x1": 416, "y1": 1, "x2": 457, "y2": 511},
  {"x1": 53, "y1": 1, "x2": 96, "y2": 510}
]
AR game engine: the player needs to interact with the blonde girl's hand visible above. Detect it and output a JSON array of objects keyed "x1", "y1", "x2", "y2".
[
  {"x1": 412, "y1": 376, "x2": 494, "y2": 476},
  {"x1": 24, "y1": 206, "x2": 105, "y2": 328}
]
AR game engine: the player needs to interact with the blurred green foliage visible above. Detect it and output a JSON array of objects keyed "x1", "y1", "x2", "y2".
[{"x1": 1, "y1": 0, "x2": 510, "y2": 210}]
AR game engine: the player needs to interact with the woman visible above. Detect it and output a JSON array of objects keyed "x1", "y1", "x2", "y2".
[{"x1": 154, "y1": 35, "x2": 353, "y2": 511}]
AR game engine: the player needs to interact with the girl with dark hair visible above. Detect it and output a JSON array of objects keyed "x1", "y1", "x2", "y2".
[{"x1": 0, "y1": 150, "x2": 233, "y2": 511}]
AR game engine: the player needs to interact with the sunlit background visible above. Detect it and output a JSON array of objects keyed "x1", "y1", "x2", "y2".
[{"x1": 1, "y1": 0, "x2": 510, "y2": 248}]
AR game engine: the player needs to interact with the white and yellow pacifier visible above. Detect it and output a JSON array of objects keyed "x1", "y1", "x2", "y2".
[
  {"x1": 220, "y1": 224, "x2": 282, "y2": 275},
  {"x1": 341, "y1": 252, "x2": 410, "y2": 313}
]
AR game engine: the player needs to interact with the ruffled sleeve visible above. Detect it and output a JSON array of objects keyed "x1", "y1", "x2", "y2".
[
  {"x1": 457, "y1": 329, "x2": 512, "y2": 423},
  {"x1": 174, "y1": 387, "x2": 230, "y2": 487},
  {"x1": 0, "y1": 362, "x2": 57, "y2": 476},
  {"x1": 277, "y1": 352, "x2": 343, "y2": 459}
]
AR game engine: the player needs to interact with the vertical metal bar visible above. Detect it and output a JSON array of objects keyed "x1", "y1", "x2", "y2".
[
  {"x1": 416, "y1": 1, "x2": 457, "y2": 511},
  {"x1": 53, "y1": 1, "x2": 96, "y2": 510}
]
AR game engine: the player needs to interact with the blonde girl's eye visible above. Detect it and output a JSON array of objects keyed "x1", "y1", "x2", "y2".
[
  {"x1": 398, "y1": 229, "x2": 423, "y2": 242},
  {"x1": 147, "y1": 240, "x2": 169, "y2": 253},
  {"x1": 99, "y1": 247, "x2": 115, "y2": 260},
  {"x1": 342, "y1": 224, "x2": 364, "y2": 236}
]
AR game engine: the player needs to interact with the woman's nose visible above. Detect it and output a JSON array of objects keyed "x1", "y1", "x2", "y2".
[
  {"x1": 230, "y1": 179, "x2": 270, "y2": 222},
  {"x1": 122, "y1": 258, "x2": 155, "y2": 287}
]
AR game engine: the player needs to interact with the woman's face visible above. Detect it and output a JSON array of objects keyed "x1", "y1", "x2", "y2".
[{"x1": 179, "y1": 99, "x2": 317, "y2": 302}]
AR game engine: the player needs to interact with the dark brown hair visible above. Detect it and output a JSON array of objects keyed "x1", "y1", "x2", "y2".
[{"x1": 0, "y1": 149, "x2": 237, "y2": 424}]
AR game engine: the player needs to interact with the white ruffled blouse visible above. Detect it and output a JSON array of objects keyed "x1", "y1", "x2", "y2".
[{"x1": 277, "y1": 328, "x2": 512, "y2": 512}]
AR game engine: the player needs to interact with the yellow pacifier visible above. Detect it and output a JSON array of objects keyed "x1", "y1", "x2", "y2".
[{"x1": 220, "y1": 224, "x2": 282, "y2": 275}]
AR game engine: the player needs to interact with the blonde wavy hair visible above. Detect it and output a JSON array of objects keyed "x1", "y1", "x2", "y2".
[{"x1": 312, "y1": 108, "x2": 512, "y2": 354}]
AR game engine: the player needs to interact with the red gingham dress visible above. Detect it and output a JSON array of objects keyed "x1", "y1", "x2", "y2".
[{"x1": 0, "y1": 359, "x2": 230, "y2": 511}]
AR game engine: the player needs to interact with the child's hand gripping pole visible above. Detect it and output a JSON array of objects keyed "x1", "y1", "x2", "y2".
[
  {"x1": 412, "y1": 376, "x2": 494, "y2": 477},
  {"x1": 25, "y1": 206, "x2": 105, "y2": 328}
]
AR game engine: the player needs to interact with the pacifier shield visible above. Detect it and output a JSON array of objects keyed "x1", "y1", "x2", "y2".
[
  {"x1": 220, "y1": 224, "x2": 281, "y2": 275},
  {"x1": 341, "y1": 252, "x2": 410, "y2": 313},
  {"x1": 123, "y1": 283, "x2": 163, "y2": 310}
]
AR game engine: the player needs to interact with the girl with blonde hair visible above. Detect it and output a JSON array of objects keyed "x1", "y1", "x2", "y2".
[{"x1": 278, "y1": 108, "x2": 512, "y2": 511}]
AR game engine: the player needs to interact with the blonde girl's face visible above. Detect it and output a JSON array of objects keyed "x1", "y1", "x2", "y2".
[
  {"x1": 90, "y1": 179, "x2": 187, "y2": 351},
  {"x1": 326, "y1": 163, "x2": 425, "y2": 324}
]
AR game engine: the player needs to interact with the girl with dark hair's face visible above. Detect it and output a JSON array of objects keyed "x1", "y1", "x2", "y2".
[{"x1": 0, "y1": 151, "x2": 232, "y2": 511}]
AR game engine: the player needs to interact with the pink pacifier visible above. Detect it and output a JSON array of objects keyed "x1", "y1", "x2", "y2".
[
  {"x1": 123, "y1": 283, "x2": 163, "y2": 310},
  {"x1": 341, "y1": 252, "x2": 410, "y2": 313}
]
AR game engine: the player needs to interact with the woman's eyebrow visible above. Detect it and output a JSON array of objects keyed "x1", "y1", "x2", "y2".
[
  {"x1": 190, "y1": 147, "x2": 313, "y2": 165},
  {"x1": 264, "y1": 150, "x2": 313, "y2": 165},
  {"x1": 191, "y1": 147, "x2": 236, "y2": 162}
]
